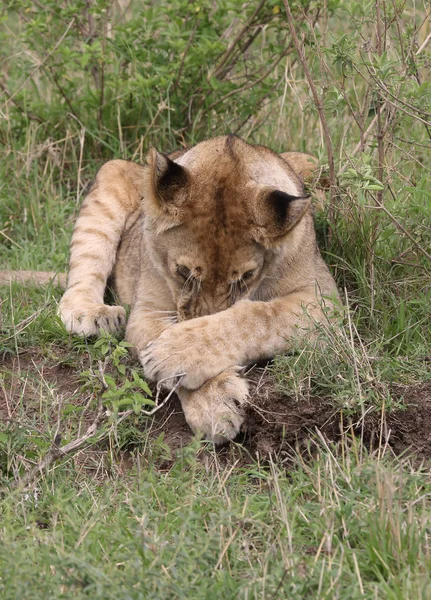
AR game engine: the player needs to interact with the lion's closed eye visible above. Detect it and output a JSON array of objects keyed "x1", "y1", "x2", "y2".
[
  {"x1": 242, "y1": 270, "x2": 255, "y2": 280},
  {"x1": 177, "y1": 264, "x2": 192, "y2": 280}
]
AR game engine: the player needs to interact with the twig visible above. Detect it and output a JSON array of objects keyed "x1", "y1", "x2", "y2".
[
  {"x1": 206, "y1": 44, "x2": 292, "y2": 112},
  {"x1": 140, "y1": 101, "x2": 171, "y2": 147},
  {"x1": 0, "y1": 19, "x2": 75, "y2": 113},
  {"x1": 171, "y1": 19, "x2": 199, "y2": 95},
  {"x1": 16, "y1": 400, "x2": 106, "y2": 488},
  {"x1": 416, "y1": 30, "x2": 431, "y2": 55},
  {"x1": 48, "y1": 67, "x2": 80, "y2": 119},
  {"x1": 0, "y1": 229, "x2": 24, "y2": 250},
  {"x1": 375, "y1": 0, "x2": 385, "y2": 206},
  {"x1": 14, "y1": 373, "x2": 185, "y2": 488},
  {"x1": 338, "y1": 111, "x2": 383, "y2": 175},
  {"x1": 0, "y1": 80, "x2": 43, "y2": 123},
  {"x1": 0, "y1": 301, "x2": 50, "y2": 344},
  {"x1": 338, "y1": 12, "x2": 431, "y2": 176},
  {"x1": 282, "y1": 0, "x2": 336, "y2": 213},
  {"x1": 209, "y1": 0, "x2": 267, "y2": 80},
  {"x1": 367, "y1": 191, "x2": 431, "y2": 262},
  {"x1": 115, "y1": 373, "x2": 186, "y2": 423}
]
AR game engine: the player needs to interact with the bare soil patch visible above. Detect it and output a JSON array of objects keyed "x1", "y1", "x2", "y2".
[{"x1": 2, "y1": 350, "x2": 431, "y2": 468}]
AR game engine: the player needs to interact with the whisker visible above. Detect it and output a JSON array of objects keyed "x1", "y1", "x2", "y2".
[
  {"x1": 154, "y1": 316, "x2": 178, "y2": 325},
  {"x1": 182, "y1": 272, "x2": 195, "y2": 293},
  {"x1": 238, "y1": 276, "x2": 249, "y2": 295},
  {"x1": 141, "y1": 309, "x2": 177, "y2": 315}
]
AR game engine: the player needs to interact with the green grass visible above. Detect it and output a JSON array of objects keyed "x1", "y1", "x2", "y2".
[
  {"x1": 1, "y1": 442, "x2": 431, "y2": 599},
  {"x1": 1, "y1": 1, "x2": 431, "y2": 598}
]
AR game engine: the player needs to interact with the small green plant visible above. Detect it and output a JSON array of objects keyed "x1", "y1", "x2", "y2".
[{"x1": 79, "y1": 329, "x2": 154, "y2": 416}]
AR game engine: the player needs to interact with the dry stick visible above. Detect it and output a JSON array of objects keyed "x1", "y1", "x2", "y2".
[
  {"x1": 113, "y1": 373, "x2": 186, "y2": 424},
  {"x1": 0, "y1": 229, "x2": 24, "y2": 250},
  {"x1": 15, "y1": 373, "x2": 185, "y2": 488},
  {"x1": 217, "y1": 25, "x2": 264, "y2": 81},
  {"x1": 0, "y1": 301, "x2": 51, "y2": 344},
  {"x1": 139, "y1": 101, "x2": 171, "y2": 148},
  {"x1": 17, "y1": 400, "x2": 106, "y2": 488},
  {"x1": 417, "y1": 30, "x2": 431, "y2": 55},
  {"x1": 369, "y1": 0, "x2": 386, "y2": 316},
  {"x1": 48, "y1": 67, "x2": 80, "y2": 119},
  {"x1": 234, "y1": 76, "x2": 284, "y2": 134},
  {"x1": 375, "y1": 0, "x2": 385, "y2": 206},
  {"x1": 76, "y1": 126, "x2": 86, "y2": 204},
  {"x1": 337, "y1": 112, "x2": 383, "y2": 176},
  {"x1": 360, "y1": 55, "x2": 431, "y2": 121},
  {"x1": 282, "y1": 1, "x2": 336, "y2": 213}
]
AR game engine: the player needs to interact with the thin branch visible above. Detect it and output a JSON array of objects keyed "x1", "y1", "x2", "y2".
[
  {"x1": 338, "y1": 21, "x2": 431, "y2": 176},
  {"x1": 0, "y1": 80, "x2": 43, "y2": 123},
  {"x1": 209, "y1": 0, "x2": 267, "y2": 80},
  {"x1": 375, "y1": 0, "x2": 385, "y2": 205},
  {"x1": 14, "y1": 373, "x2": 185, "y2": 488},
  {"x1": 48, "y1": 67, "x2": 80, "y2": 119},
  {"x1": 0, "y1": 301, "x2": 50, "y2": 344},
  {"x1": 368, "y1": 191, "x2": 431, "y2": 263},
  {"x1": 171, "y1": 18, "x2": 199, "y2": 95},
  {"x1": 0, "y1": 19, "x2": 75, "y2": 113},
  {"x1": 416, "y1": 30, "x2": 431, "y2": 55},
  {"x1": 205, "y1": 44, "x2": 292, "y2": 113},
  {"x1": 17, "y1": 400, "x2": 106, "y2": 488},
  {"x1": 282, "y1": 0, "x2": 336, "y2": 211}
]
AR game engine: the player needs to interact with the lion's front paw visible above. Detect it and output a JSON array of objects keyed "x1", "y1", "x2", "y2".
[
  {"x1": 59, "y1": 302, "x2": 126, "y2": 336},
  {"x1": 177, "y1": 368, "x2": 249, "y2": 444},
  {"x1": 139, "y1": 319, "x2": 236, "y2": 389}
]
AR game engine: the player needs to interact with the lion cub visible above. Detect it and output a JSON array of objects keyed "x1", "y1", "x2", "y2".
[{"x1": 59, "y1": 135, "x2": 337, "y2": 443}]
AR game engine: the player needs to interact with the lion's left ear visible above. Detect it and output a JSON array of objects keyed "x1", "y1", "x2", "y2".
[
  {"x1": 253, "y1": 187, "x2": 312, "y2": 246},
  {"x1": 279, "y1": 152, "x2": 318, "y2": 182},
  {"x1": 136, "y1": 148, "x2": 190, "y2": 229}
]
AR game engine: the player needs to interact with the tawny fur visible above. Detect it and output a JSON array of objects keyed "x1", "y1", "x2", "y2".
[{"x1": 3, "y1": 136, "x2": 338, "y2": 443}]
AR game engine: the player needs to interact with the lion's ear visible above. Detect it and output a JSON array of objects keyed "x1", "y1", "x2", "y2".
[
  {"x1": 142, "y1": 148, "x2": 189, "y2": 222},
  {"x1": 279, "y1": 152, "x2": 318, "y2": 181},
  {"x1": 253, "y1": 188, "x2": 311, "y2": 246}
]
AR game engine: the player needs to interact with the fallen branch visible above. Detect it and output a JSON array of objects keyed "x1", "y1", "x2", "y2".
[
  {"x1": 17, "y1": 399, "x2": 106, "y2": 488},
  {"x1": 15, "y1": 372, "x2": 185, "y2": 488}
]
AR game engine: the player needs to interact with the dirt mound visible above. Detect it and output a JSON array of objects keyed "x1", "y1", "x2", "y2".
[
  {"x1": 152, "y1": 371, "x2": 431, "y2": 463},
  {"x1": 2, "y1": 352, "x2": 431, "y2": 465}
]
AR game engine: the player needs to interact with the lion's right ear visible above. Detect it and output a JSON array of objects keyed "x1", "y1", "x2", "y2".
[
  {"x1": 253, "y1": 187, "x2": 312, "y2": 247},
  {"x1": 140, "y1": 148, "x2": 189, "y2": 225}
]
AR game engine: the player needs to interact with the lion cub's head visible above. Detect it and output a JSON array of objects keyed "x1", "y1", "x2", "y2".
[{"x1": 140, "y1": 135, "x2": 317, "y2": 320}]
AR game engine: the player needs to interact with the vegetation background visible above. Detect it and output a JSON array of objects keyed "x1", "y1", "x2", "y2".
[{"x1": 0, "y1": 0, "x2": 430, "y2": 598}]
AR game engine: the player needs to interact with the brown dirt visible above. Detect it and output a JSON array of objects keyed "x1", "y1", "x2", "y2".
[{"x1": 2, "y1": 350, "x2": 431, "y2": 469}]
